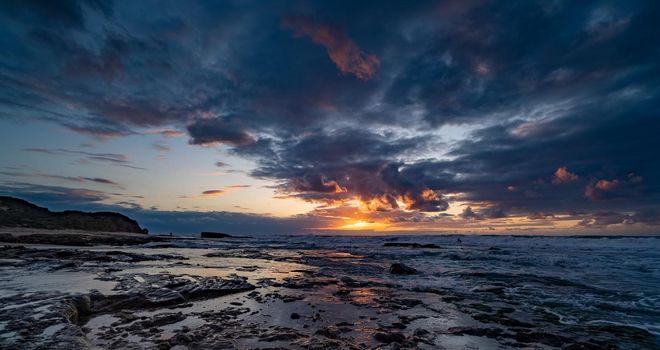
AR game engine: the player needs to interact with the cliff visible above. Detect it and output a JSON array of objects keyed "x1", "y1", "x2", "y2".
[{"x1": 0, "y1": 196, "x2": 145, "y2": 234}]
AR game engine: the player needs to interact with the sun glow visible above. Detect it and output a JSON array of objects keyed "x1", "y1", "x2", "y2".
[{"x1": 337, "y1": 220, "x2": 381, "y2": 230}]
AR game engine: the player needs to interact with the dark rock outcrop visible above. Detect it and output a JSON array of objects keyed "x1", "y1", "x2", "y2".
[
  {"x1": 389, "y1": 263, "x2": 418, "y2": 275},
  {"x1": 374, "y1": 331, "x2": 406, "y2": 343},
  {"x1": 0, "y1": 196, "x2": 144, "y2": 233},
  {"x1": 200, "y1": 231, "x2": 233, "y2": 239},
  {"x1": 0, "y1": 232, "x2": 158, "y2": 246}
]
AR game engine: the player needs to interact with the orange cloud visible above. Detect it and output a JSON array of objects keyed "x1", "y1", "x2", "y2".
[
  {"x1": 146, "y1": 129, "x2": 186, "y2": 137},
  {"x1": 595, "y1": 179, "x2": 620, "y2": 190},
  {"x1": 584, "y1": 174, "x2": 643, "y2": 200},
  {"x1": 227, "y1": 185, "x2": 251, "y2": 189},
  {"x1": 201, "y1": 189, "x2": 225, "y2": 197},
  {"x1": 194, "y1": 185, "x2": 251, "y2": 198},
  {"x1": 283, "y1": 16, "x2": 380, "y2": 80},
  {"x1": 552, "y1": 166, "x2": 579, "y2": 184}
]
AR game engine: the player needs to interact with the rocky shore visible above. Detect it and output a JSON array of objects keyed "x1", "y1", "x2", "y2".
[
  {"x1": 0, "y1": 227, "x2": 167, "y2": 246},
  {"x1": 0, "y1": 233, "x2": 658, "y2": 349}
]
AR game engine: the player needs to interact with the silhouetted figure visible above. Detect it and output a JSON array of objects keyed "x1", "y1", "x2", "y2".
[{"x1": 457, "y1": 237, "x2": 462, "y2": 244}]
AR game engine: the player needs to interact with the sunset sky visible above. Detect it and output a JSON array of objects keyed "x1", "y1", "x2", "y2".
[{"x1": 1, "y1": 0, "x2": 659, "y2": 235}]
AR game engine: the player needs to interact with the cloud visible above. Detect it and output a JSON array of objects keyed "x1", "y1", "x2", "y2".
[
  {"x1": 62, "y1": 122, "x2": 134, "y2": 139},
  {"x1": 128, "y1": 209, "x2": 330, "y2": 235},
  {"x1": 3, "y1": 0, "x2": 660, "y2": 232},
  {"x1": 282, "y1": 16, "x2": 380, "y2": 80},
  {"x1": 227, "y1": 185, "x2": 250, "y2": 189},
  {"x1": 22, "y1": 148, "x2": 145, "y2": 170},
  {"x1": 152, "y1": 142, "x2": 171, "y2": 153},
  {"x1": 0, "y1": 171, "x2": 123, "y2": 189},
  {"x1": 146, "y1": 129, "x2": 186, "y2": 138},
  {"x1": 239, "y1": 129, "x2": 448, "y2": 212},
  {"x1": 64, "y1": 34, "x2": 128, "y2": 80},
  {"x1": 187, "y1": 117, "x2": 255, "y2": 146},
  {"x1": 573, "y1": 210, "x2": 660, "y2": 228},
  {"x1": 460, "y1": 206, "x2": 480, "y2": 220},
  {"x1": 0, "y1": 189, "x2": 329, "y2": 235},
  {"x1": 0, "y1": 182, "x2": 111, "y2": 207},
  {"x1": 459, "y1": 206, "x2": 506, "y2": 220},
  {"x1": 552, "y1": 167, "x2": 579, "y2": 184},
  {"x1": 82, "y1": 177, "x2": 122, "y2": 187},
  {"x1": 0, "y1": 0, "x2": 112, "y2": 30},
  {"x1": 193, "y1": 185, "x2": 250, "y2": 198},
  {"x1": 201, "y1": 189, "x2": 225, "y2": 197},
  {"x1": 584, "y1": 173, "x2": 644, "y2": 200}
]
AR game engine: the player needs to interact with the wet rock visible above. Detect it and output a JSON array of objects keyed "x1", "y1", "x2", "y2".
[
  {"x1": 471, "y1": 285, "x2": 507, "y2": 296},
  {"x1": 514, "y1": 330, "x2": 572, "y2": 347},
  {"x1": 127, "y1": 312, "x2": 186, "y2": 330},
  {"x1": 174, "y1": 277, "x2": 255, "y2": 299},
  {"x1": 93, "y1": 288, "x2": 185, "y2": 311},
  {"x1": 448, "y1": 326, "x2": 506, "y2": 338},
  {"x1": 144, "y1": 287, "x2": 187, "y2": 305},
  {"x1": 282, "y1": 277, "x2": 335, "y2": 289},
  {"x1": 397, "y1": 315, "x2": 427, "y2": 325},
  {"x1": 68, "y1": 294, "x2": 92, "y2": 316},
  {"x1": 90, "y1": 274, "x2": 254, "y2": 313},
  {"x1": 383, "y1": 242, "x2": 441, "y2": 249},
  {"x1": 473, "y1": 313, "x2": 534, "y2": 328},
  {"x1": 261, "y1": 292, "x2": 304, "y2": 303},
  {"x1": 110, "y1": 312, "x2": 139, "y2": 326},
  {"x1": 376, "y1": 297, "x2": 422, "y2": 310},
  {"x1": 1, "y1": 246, "x2": 187, "y2": 265},
  {"x1": 374, "y1": 331, "x2": 406, "y2": 343},
  {"x1": 236, "y1": 265, "x2": 259, "y2": 272},
  {"x1": 170, "y1": 332, "x2": 193, "y2": 345},
  {"x1": 200, "y1": 231, "x2": 234, "y2": 239},
  {"x1": 389, "y1": 263, "x2": 417, "y2": 275},
  {"x1": 316, "y1": 326, "x2": 341, "y2": 339},
  {"x1": 290, "y1": 312, "x2": 301, "y2": 319},
  {"x1": 259, "y1": 327, "x2": 303, "y2": 342}
]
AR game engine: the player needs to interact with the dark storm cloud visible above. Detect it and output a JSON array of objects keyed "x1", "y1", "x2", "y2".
[
  {"x1": 576, "y1": 210, "x2": 660, "y2": 228},
  {"x1": 384, "y1": 89, "x2": 660, "y2": 223},
  {"x1": 240, "y1": 128, "x2": 449, "y2": 211},
  {"x1": 0, "y1": 0, "x2": 112, "y2": 29},
  {"x1": 382, "y1": 0, "x2": 660, "y2": 125},
  {"x1": 2, "y1": 0, "x2": 660, "y2": 230},
  {"x1": 584, "y1": 173, "x2": 645, "y2": 201}
]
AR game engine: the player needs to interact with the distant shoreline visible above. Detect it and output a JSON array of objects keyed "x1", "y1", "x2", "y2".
[{"x1": 0, "y1": 227, "x2": 167, "y2": 246}]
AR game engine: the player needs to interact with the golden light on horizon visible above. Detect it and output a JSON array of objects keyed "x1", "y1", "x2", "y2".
[{"x1": 335, "y1": 219, "x2": 388, "y2": 230}]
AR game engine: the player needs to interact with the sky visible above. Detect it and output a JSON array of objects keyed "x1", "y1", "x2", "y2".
[{"x1": 1, "y1": 0, "x2": 659, "y2": 235}]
